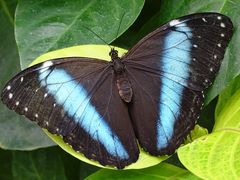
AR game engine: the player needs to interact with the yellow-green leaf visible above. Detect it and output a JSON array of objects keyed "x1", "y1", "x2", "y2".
[
  {"x1": 178, "y1": 89, "x2": 240, "y2": 179},
  {"x1": 178, "y1": 130, "x2": 240, "y2": 179},
  {"x1": 31, "y1": 45, "x2": 166, "y2": 170},
  {"x1": 85, "y1": 162, "x2": 200, "y2": 180}
]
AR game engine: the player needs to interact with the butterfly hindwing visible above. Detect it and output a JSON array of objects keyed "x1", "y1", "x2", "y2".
[
  {"x1": 1, "y1": 57, "x2": 139, "y2": 168},
  {"x1": 123, "y1": 13, "x2": 233, "y2": 155}
]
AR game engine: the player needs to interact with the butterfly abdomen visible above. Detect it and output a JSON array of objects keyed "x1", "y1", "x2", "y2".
[{"x1": 116, "y1": 73, "x2": 132, "y2": 103}]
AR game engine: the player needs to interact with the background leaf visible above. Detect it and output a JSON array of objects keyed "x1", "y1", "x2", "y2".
[
  {"x1": 214, "y1": 86, "x2": 240, "y2": 131},
  {"x1": 178, "y1": 89, "x2": 240, "y2": 179},
  {"x1": 15, "y1": 0, "x2": 144, "y2": 68},
  {"x1": 0, "y1": 149, "x2": 12, "y2": 180},
  {"x1": 215, "y1": 75, "x2": 240, "y2": 119},
  {"x1": 86, "y1": 162, "x2": 200, "y2": 180},
  {"x1": 30, "y1": 45, "x2": 166, "y2": 170},
  {"x1": 178, "y1": 130, "x2": 240, "y2": 179},
  {"x1": 0, "y1": 147, "x2": 100, "y2": 179},
  {"x1": 12, "y1": 147, "x2": 67, "y2": 180},
  {"x1": 0, "y1": 0, "x2": 54, "y2": 150}
]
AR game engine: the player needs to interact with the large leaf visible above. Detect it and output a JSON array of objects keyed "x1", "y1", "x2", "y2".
[
  {"x1": 136, "y1": 0, "x2": 240, "y2": 105},
  {"x1": 178, "y1": 131, "x2": 240, "y2": 179},
  {"x1": 0, "y1": 149, "x2": 12, "y2": 180},
  {"x1": 112, "y1": 0, "x2": 162, "y2": 49},
  {"x1": 15, "y1": 0, "x2": 144, "y2": 68},
  {"x1": 0, "y1": 0, "x2": 54, "y2": 150},
  {"x1": 214, "y1": 89, "x2": 240, "y2": 131},
  {"x1": 12, "y1": 147, "x2": 67, "y2": 180},
  {"x1": 86, "y1": 162, "x2": 200, "y2": 180},
  {"x1": 215, "y1": 75, "x2": 240, "y2": 119},
  {"x1": 0, "y1": 146, "x2": 100, "y2": 180},
  {"x1": 178, "y1": 89, "x2": 240, "y2": 179},
  {"x1": 31, "y1": 45, "x2": 166, "y2": 170}
]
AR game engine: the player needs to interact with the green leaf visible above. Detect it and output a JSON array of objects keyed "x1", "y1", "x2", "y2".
[
  {"x1": 215, "y1": 75, "x2": 240, "y2": 119},
  {"x1": 12, "y1": 147, "x2": 67, "y2": 180},
  {"x1": 214, "y1": 87, "x2": 240, "y2": 131},
  {"x1": 112, "y1": 0, "x2": 162, "y2": 48},
  {"x1": 136, "y1": 0, "x2": 240, "y2": 105},
  {"x1": 178, "y1": 130, "x2": 240, "y2": 179},
  {"x1": 78, "y1": 162, "x2": 100, "y2": 180},
  {"x1": 184, "y1": 125, "x2": 208, "y2": 144},
  {"x1": 0, "y1": 149, "x2": 12, "y2": 180},
  {"x1": 11, "y1": 146, "x2": 100, "y2": 180},
  {"x1": 15, "y1": 0, "x2": 144, "y2": 68},
  {"x1": 85, "y1": 162, "x2": 200, "y2": 180},
  {"x1": 0, "y1": 0, "x2": 54, "y2": 150},
  {"x1": 178, "y1": 89, "x2": 240, "y2": 179}
]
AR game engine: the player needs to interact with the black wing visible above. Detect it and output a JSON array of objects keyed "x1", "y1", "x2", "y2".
[
  {"x1": 1, "y1": 57, "x2": 139, "y2": 169},
  {"x1": 123, "y1": 13, "x2": 233, "y2": 155}
]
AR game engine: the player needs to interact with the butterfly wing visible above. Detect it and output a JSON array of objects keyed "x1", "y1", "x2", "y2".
[
  {"x1": 1, "y1": 57, "x2": 139, "y2": 169},
  {"x1": 123, "y1": 13, "x2": 233, "y2": 155}
]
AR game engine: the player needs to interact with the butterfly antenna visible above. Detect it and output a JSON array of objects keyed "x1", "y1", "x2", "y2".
[
  {"x1": 81, "y1": 24, "x2": 112, "y2": 50},
  {"x1": 115, "y1": 12, "x2": 126, "y2": 40}
]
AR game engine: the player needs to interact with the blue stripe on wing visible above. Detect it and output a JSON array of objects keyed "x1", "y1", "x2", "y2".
[
  {"x1": 157, "y1": 23, "x2": 192, "y2": 149},
  {"x1": 38, "y1": 64, "x2": 129, "y2": 159}
]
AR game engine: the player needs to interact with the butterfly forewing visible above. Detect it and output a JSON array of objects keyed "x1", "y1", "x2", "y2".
[
  {"x1": 1, "y1": 57, "x2": 139, "y2": 169},
  {"x1": 123, "y1": 13, "x2": 233, "y2": 155}
]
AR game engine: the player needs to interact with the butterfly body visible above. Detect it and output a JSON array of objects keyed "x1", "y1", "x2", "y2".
[
  {"x1": 110, "y1": 49, "x2": 133, "y2": 102},
  {"x1": 1, "y1": 13, "x2": 233, "y2": 169}
]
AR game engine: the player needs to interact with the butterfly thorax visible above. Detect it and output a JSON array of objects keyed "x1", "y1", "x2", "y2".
[{"x1": 109, "y1": 48, "x2": 133, "y2": 103}]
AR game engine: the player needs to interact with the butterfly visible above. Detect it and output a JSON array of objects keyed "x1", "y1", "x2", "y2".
[{"x1": 1, "y1": 13, "x2": 233, "y2": 169}]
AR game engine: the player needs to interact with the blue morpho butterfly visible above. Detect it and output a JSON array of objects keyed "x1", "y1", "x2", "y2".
[{"x1": 1, "y1": 13, "x2": 233, "y2": 169}]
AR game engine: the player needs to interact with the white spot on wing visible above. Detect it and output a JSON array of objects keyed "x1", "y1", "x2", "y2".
[
  {"x1": 16, "y1": 101, "x2": 19, "y2": 106},
  {"x1": 7, "y1": 86, "x2": 11, "y2": 90},
  {"x1": 210, "y1": 67, "x2": 214, "y2": 72},
  {"x1": 44, "y1": 93, "x2": 48, "y2": 98},
  {"x1": 193, "y1": 44, "x2": 198, "y2": 48},
  {"x1": 24, "y1": 107, "x2": 28, "y2": 112},
  {"x1": 221, "y1": 33, "x2": 225, "y2": 37},
  {"x1": 202, "y1": 18, "x2": 207, "y2": 22},
  {"x1": 39, "y1": 61, "x2": 53, "y2": 73},
  {"x1": 20, "y1": 77, "x2": 24, "y2": 82},
  {"x1": 35, "y1": 113, "x2": 38, "y2": 118},
  {"x1": 217, "y1": 16, "x2": 222, "y2": 20},
  {"x1": 8, "y1": 93, "x2": 13, "y2": 99},
  {"x1": 217, "y1": 43, "x2": 221, "y2": 47},
  {"x1": 220, "y1": 22, "x2": 226, "y2": 28},
  {"x1": 169, "y1": 19, "x2": 180, "y2": 26},
  {"x1": 214, "y1": 55, "x2": 217, "y2": 59}
]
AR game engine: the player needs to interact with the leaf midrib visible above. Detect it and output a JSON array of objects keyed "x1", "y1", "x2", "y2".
[{"x1": 218, "y1": 0, "x2": 228, "y2": 12}]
